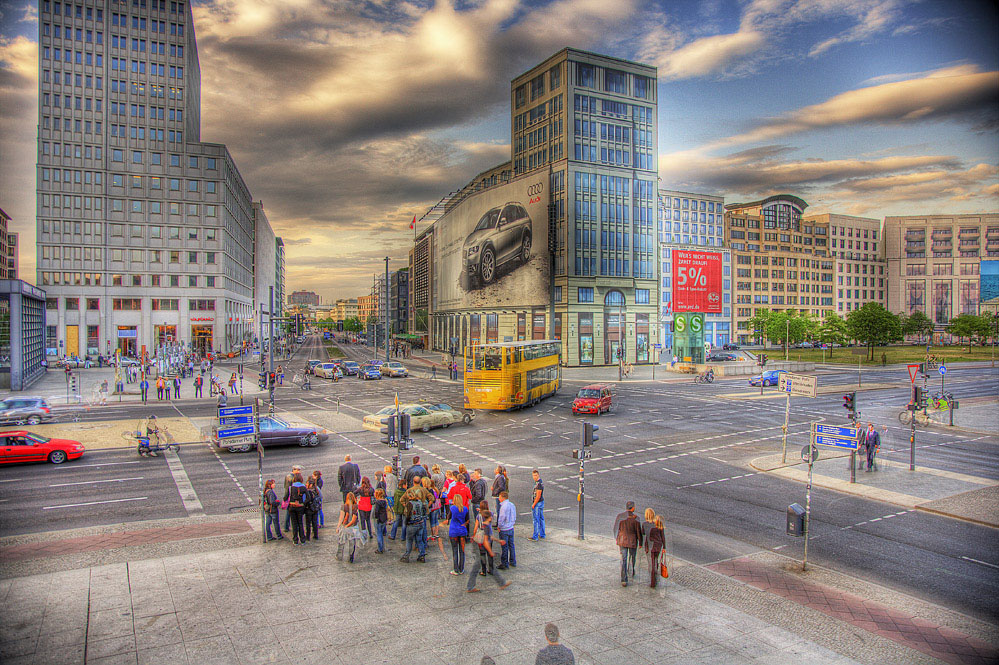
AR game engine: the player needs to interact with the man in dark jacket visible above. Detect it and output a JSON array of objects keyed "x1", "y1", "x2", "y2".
[
  {"x1": 404, "y1": 455, "x2": 428, "y2": 487},
  {"x1": 614, "y1": 501, "x2": 643, "y2": 586},
  {"x1": 864, "y1": 423, "x2": 880, "y2": 471},
  {"x1": 469, "y1": 468, "x2": 487, "y2": 521},
  {"x1": 338, "y1": 454, "x2": 360, "y2": 501}
]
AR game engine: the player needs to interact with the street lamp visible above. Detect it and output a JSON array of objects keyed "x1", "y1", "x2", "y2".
[
  {"x1": 785, "y1": 317, "x2": 789, "y2": 362},
  {"x1": 992, "y1": 312, "x2": 998, "y2": 368}
]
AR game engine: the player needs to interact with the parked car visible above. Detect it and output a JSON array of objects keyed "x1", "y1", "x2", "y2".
[
  {"x1": 56, "y1": 356, "x2": 90, "y2": 369},
  {"x1": 572, "y1": 384, "x2": 613, "y2": 415},
  {"x1": 380, "y1": 361, "x2": 408, "y2": 377},
  {"x1": 0, "y1": 431, "x2": 85, "y2": 464},
  {"x1": 340, "y1": 361, "x2": 360, "y2": 376},
  {"x1": 749, "y1": 369, "x2": 788, "y2": 387},
  {"x1": 706, "y1": 353, "x2": 738, "y2": 362},
  {"x1": 360, "y1": 364, "x2": 382, "y2": 380},
  {"x1": 462, "y1": 202, "x2": 533, "y2": 287},
  {"x1": 722, "y1": 343, "x2": 740, "y2": 351},
  {"x1": 214, "y1": 416, "x2": 329, "y2": 453},
  {"x1": 0, "y1": 397, "x2": 54, "y2": 425},
  {"x1": 313, "y1": 363, "x2": 341, "y2": 379}
]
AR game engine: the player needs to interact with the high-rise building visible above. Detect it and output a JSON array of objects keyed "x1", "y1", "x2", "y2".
[
  {"x1": 274, "y1": 237, "x2": 285, "y2": 319},
  {"x1": 35, "y1": 0, "x2": 262, "y2": 358},
  {"x1": 408, "y1": 228, "x2": 432, "y2": 340},
  {"x1": 724, "y1": 195, "x2": 835, "y2": 344},
  {"x1": 390, "y1": 268, "x2": 408, "y2": 334},
  {"x1": 1, "y1": 208, "x2": 18, "y2": 279},
  {"x1": 288, "y1": 290, "x2": 320, "y2": 307},
  {"x1": 658, "y1": 189, "x2": 731, "y2": 351},
  {"x1": 804, "y1": 213, "x2": 885, "y2": 315},
  {"x1": 884, "y1": 213, "x2": 999, "y2": 325}
]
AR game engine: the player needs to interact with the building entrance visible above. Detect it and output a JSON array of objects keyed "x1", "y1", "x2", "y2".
[
  {"x1": 65, "y1": 325, "x2": 79, "y2": 357},
  {"x1": 192, "y1": 325, "x2": 213, "y2": 356},
  {"x1": 117, "y1": 326, "x2": 137, "y2": 357}
]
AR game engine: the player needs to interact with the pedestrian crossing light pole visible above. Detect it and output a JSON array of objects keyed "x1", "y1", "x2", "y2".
[{"x1": 575, "y1": 422, "x2": 598, "y2": 540}]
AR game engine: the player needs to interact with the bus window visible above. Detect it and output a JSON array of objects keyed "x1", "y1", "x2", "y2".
[{"x1": 483, "y1": 347, "x2": 502, "y2": 370}]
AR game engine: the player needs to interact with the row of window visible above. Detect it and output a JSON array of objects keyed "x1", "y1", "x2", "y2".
[
  {"x1": 576, "y1": 64, "x2": 653, "y2": 101},
  {"x1": 40, "y1": 271, "x2": 218, "y2": 290},
  {"x1": 574, "y1": 95, "x2": 653, "y2": 123},
  {"x1": 831, "y1": 226, "x2": 878, "y2": 239},
  {"x1": 43, "y1": 1, "x2": 186, "y2": 18}
]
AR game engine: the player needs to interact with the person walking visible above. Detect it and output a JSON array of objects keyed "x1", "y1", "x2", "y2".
[
  {"x1": 530, "y1": 469, "x2": 545, "y2": 541},
  {"x1": 194, "y1": 373, "x2": 203, "y2": 399},
  {"x1": 284, "y1": 472, "x2": 308, "y2": 545},
  {"x1": 337, "y1": 454, "x2": 360, "y2": 502},
  {"x1": 312, "y1": 470, "x2": 325, "y2": 528},
  {"x1": 491, "y1": 466, "x2": 508, "y2": 525},
  {"x1": 99, "y1": 379, "x2": 110, "y2": 406},
  {"x1": 156, "y1": 376, "x2": 165, "y2": 400},
  {"x1": 614, "y1": 501, "x2": 643, "y2": 586},
  {"x1": 283, "y1": 465, "x2": 302, "y2": 532},
  {"x1": 864, "y1": 422, "x2": 880, "y2": 471},
  {"x1": 431, "y1": 365, "x2": 436, "y2": 380},
  {"x1": 357, "y1": 476, "x2": 374, "y2": 539},
  {"x1": 373, "y1": 488, "x2": 389, "y2": 554},
  {"x1": 277, "y1": 364, "x2": 284, "y2": 386},
  {"x1": 228, "y1": 372, "x2": 238, "y2": 395},
  {"x1": 426, "y1": 477, "x2": 443, "y2": 542},
  {"x1": 304, "y1": 478, "x2": 321, "y2": 542},
  {"x1": 881, "y1": 352, "x2": 887, "y2": 367},
  {"x1": 447, "y1": 494, "x2": 470, "y2": 575},
  {"x1": 646, "y1": 515, "x2": 666, "y2": 589},
  {"x1": 173, "y1": 375, "x2": 181, "y2": 399},
  {"x1": 466, "y1": 509, "x2": 510, "y2": 593},
  {"x1": 470, "y1": 469, "x2": 487, "y2": 523},
  {"x1": 139, "y1": 377, "x2": 149, "y2": 404},
  {"x1": 336, "y1": 493, "x2": 362, "y2": 563},
  {"x1": 263, "y1": 479, "x2": 283, "y2": 541},
  {"x1": 497, "y1": 491, "x2": 516, "y2": 570},
  {"x1": 535, "y1": 623, "x2": 575, "y2": 665},
  {"x1": 390, "y1": 479, "x2": 408, "y2": 541}
]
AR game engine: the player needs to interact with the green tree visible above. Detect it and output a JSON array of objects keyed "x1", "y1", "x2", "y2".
[
  {"x1": 903, "y1": 310, "x2": 934, "y2": 343},
  {"x1": 765, "y1": 310, "x2": 809, "y2": 354},
  {"x1": 342, "y1": 317, "x2": 365, "y2": 333},
  {"x1": 946, "y1": 314, "x2": 992, "y2": 352},
  {"x1": 748, "y1": 309, "x2": 772, "y2": 346},
  {"x1": 846, "y1": 302, "x2": 903, "y2": 360},
  {"x1": 818, "y1": 312, "x2": 848, "y2": 357}
]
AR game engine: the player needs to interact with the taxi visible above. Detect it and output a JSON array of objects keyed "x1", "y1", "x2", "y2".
[{"x1": 572, "y1": 384, "x2": 613, "y2": 415}]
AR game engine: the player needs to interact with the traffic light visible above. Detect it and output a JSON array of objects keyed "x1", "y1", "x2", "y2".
[
  {"x1": 583, "y1": 422, "x2": 599, "y2": 447},
  {"x1": 399, "y1": 412, "x2": 411, "y2": 440},
  {"x1": 268, "y1": 372, "x2": 276, "y2": 389},
  {"x1": 913, "y1": 386, "x2": 927, "y2": 410},
  {"x1": 843, "y1": 392, "x2": 856, "y2": 419},
  {"x1": 380, "y1": 415, "x2": 397, "y2": 445},
  {"x1": 257, "y1": 371, "x2": 266, "y2": 389},
  {"x1": 759, "y1": 354, "x2": 768, "y2": 367}
]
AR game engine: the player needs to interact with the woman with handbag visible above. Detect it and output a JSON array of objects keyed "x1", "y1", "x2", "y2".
[
  {"x1": 357, "y1": 477, "x2": 374, "y2": 538},
  {"x1": 646, "y1": 515, "x2": 666, "y2": 588},
  {"x1": 337, "y1": 492, "x2": 362, "y2": 563},
  {"x1": 263, "y1": 479, "x2": 283, "y2": 541},
  {"x1": 466, "y1": 509, "x2": 510, "y2": 592},
  {"x1": 447, "y1": 494, "x2": 470, "y2": 575},
  {"x1": 284, "y1": 473, "x2": 308, "y2": 545}
]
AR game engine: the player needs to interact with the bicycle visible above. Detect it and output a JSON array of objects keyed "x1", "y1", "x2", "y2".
[
  {"x1": 122, "y1": 429, "x2": 180, "y2": 456},
  {"x1": 930, "y1": 392, "x2": 953, "y2": 410},
  {"x1": 693, "y1": 370, "x2": 714, "y2": 384}
]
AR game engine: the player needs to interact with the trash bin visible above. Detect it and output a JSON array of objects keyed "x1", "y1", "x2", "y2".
[{"x1": 787, "y1": 503, "x2": 806, "y2": 537}]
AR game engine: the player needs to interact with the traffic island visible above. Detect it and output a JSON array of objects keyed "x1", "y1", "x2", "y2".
[{"x1": 19, "y1": 417, "x2": 202, "y2": 450}]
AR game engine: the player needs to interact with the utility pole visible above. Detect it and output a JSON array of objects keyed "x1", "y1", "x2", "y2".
[
  {"x1": 385, "y1": 257, "x2": 390, "y2": 363},
  {"x1": 785, "y1": 318, "x2": 789, "y2": 362},
  {"x1": 802, "y1": 437, "x2": 816, "y2": 571}
]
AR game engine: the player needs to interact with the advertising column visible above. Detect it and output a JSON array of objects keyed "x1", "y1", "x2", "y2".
[{"x1": 672, "y1": 250, "x2": 722, "y2": 364}]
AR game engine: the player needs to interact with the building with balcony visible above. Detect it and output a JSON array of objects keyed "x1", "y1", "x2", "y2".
[{"x1": 1, "y1": 208, "x2": 19, "y2": 279}]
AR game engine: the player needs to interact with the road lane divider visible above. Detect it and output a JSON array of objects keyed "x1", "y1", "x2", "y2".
[
  {"x1": 43, "y1": 496, "x2": 148, "y2": 510},
  {"x1": 164, "y1": 448, "x2": 205, "y2": 516}
]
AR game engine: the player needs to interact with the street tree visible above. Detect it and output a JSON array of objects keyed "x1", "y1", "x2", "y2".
[
  {"x1": 903, "y1": 310, "x2": 934, "y2": 343},
  {"x1": 748, "y1": 309, "x2": 772, "y2": 346},
  {"x1": 818, "y1": 312, "x2": 848, "y2": 357},
  {"x1": 846, "y1": 303, "x2": 903, "y2": 360},
  {"x1": 342, "y1": 317, "x2": 365, "y2": 333},
  {"x1": 946, "y1": 314, "x2": 992, "y2": 351},
  {"x1": 765, "y1": 310, "x2": 808, "y2": 353}
]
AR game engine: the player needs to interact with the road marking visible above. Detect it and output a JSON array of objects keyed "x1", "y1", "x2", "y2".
[
  {"x1": 661, "y1": 467, "x2": 680, "y2": 475},
  {"x1": 52, "y1": 461, "x2": 143, "y2": 470},
  {"x1": 962, "y1": 556, "x2": 999, "y2": 570},
  {"x1": 49, "y1": 477, "x2": 144, "y2": 487},
  {"x1": 43, "y1": 496, "x2": 147, "y2": 510},
  {"x1": 708, "y1": 456, "x2": 726, "y2": 463},
  {"x1": 164, "y1": 448, "x2": 205, "y2": 516}
]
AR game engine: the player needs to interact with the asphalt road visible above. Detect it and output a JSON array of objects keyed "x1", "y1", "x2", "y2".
[{"x1": 1, "y1": 335, "x2": 997, "y2": 624}]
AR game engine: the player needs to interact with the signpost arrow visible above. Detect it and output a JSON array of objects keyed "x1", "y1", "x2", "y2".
[
  {"x1": 219, "y1": 415, "x2": 254, "y2": 427},
  {"x1": 217, "y1": 425, "x2": 256, "y2": 439},
  {"x1": 815, "y1": 434, "x2": 859, "y2": 450},
  {"x1": 219, "y1": 406, "x2": 253, "y2": 418},
  {"x1": 815, "y1": 424, "x2": 858, "y2": 438}
]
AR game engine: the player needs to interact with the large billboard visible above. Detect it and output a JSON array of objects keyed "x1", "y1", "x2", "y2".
[
  {"x1": 433, "y1": 174, "x2": 549, "y2": 312},
  {"x1": 672, "y1": 250, "x2": 723, "y2": 313},
  {"x1": 981, "y1": 260, "x2": 999, "y2": 305}
]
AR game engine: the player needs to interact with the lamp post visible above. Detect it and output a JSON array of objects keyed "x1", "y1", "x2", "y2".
[
  {"x1": 785, "y1": 317, "x2": 789, "y2": 362},
  {"x1": 992, "y1": 312, "x2": 998, "y2": 368}
]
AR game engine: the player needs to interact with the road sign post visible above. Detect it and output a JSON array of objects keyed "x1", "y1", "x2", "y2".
[
  {"x1": 254, "y1": 399, "x2": 265, "y2": 544},
  {"x1": 803, "y1": 433, "x2": 816, "y2": 571},
  {"x1": 939, "y1": 364, "x2": 946, "y2": 394},
  {"x1": 778, "y1": 373, "x2": 817, "y2": 464}
]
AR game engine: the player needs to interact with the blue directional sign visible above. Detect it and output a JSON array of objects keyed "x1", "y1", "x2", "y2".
[
  {"x1": 939, "y1": 365, "x2": 947, "y2": 375},
  {"x1": 219, "y1": 406, "x2": 253, "y2": 418},
  {"x1": 217, "y1": 425, "x2": 256, "y2": 439},
  {"x1": 815, "y1": 424, "x2": 858, "y2": 438},
  {"x1": 815, "y1": 434, "x2": 859, "y2": 450},
  {"x1": 219, "y1": 415, "x2": 254, "y2": 427}
]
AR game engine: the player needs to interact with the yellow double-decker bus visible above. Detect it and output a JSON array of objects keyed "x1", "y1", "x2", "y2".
[{"x1": 463, "y1": 340, "x2": 561, "y2": 410}]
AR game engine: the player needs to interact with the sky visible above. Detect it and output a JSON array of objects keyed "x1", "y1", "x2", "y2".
[{"x1": 1, "y1": 0, "x2": 997, "y2": 303}]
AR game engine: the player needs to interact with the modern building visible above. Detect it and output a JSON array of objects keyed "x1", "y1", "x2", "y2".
[
  {"x1": 804, "y1": 213, "x2": 886, "y2": 315},
  {"x1": 408, "y1": 228, "x2": 432, "y2": 341},
  {"x1": 357, "y1": 294, "x2": 377, "y2": 323},
  {"x1": 330, "y1": 298, "x2": 358, "y2": 322},
  {"x1": 390, "y1": 268, "x2": 409, "y2": 334},
  {"x1": 658, "y1": 189, "x2": 730, "y2": 352},
  {"x1": 1, "y1": 208, "x2": 18, "y2": 279},
  {"x1": 288, "y1": 290, "x2": 319, "y2": 307},
  {"x1": 884, "y1": 213, "x2": 999, "y2": 325},
  {"x1": 1, "y1": 279, "x2": 46, "y2": 390},
  {"x1": 35, "y1": 0, "x2": 265, "y2": 358},
  {"x1": 274, "y1": 237, "x2": 285, "y2": 320},
  {"x1": 252, "y1": 201, "x2": 285, "y2": 333},
  {"x1": 724, "y1": 195, "x2": 835, "y2": 344}
]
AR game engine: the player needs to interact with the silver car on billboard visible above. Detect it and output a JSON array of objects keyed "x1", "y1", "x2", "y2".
[{"x1": 461, "y1": 202, "x2": 533, "y2": 288}]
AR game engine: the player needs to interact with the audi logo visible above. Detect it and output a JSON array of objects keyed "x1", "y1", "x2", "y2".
[{"x1": 527, "y1": 183, "x2": 544, "y2": 196}]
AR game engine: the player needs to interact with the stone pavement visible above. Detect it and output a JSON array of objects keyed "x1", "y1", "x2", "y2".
[{"x1": 3, "y1": 519, "x2": 998, "y2": 665}]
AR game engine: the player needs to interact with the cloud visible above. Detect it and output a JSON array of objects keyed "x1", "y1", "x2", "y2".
[
  {"x1": 807, "y1": 0, "x2": 903, "y2": 56},
  {"x1": 830, "y1": 163, "x2": 999, "y2": 202},
  {"x1": 654, "y1": 29, "x2": 765, "y2": 80}
]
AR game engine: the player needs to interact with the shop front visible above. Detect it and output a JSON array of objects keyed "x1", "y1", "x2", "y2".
[
  {"x1": 155, "y1": 325, "x2": 177, "y2": 347},
  {"x1": 191, "y1": 320, "x2": 214, "y2": 356},
  {"x1": 117, "y1": 326, "x2": 137, "y2": 357}
]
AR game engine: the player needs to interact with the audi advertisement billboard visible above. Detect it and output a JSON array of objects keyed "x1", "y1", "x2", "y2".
[
  {"x1": 672, "y1": 250, "x2": 723, "y2": 313},
  {"x1": 433, "y1": 175, "x2": 549, "y2": 312}
]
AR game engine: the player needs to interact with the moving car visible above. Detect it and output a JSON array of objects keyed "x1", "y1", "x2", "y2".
[
  {"x1": 722, "y1": 343, "x2": 740, "y2": 351},
  {"x1": 362, "y1": 404, "x2": 470, "y2": 433},
  {"x1": 0, "y1": 431, "x2": 85, "y2": 464},
  {"x1": 340, "y1": 361, "x2": 360, "y2": 376},
  {"x1": 380, "y1": 361, "x2": 408, "y2": 377},
  {"x1": 462, "y1": 202, "x2": 533, "y2": 287},
  {"x1": 0, "y1": 397, "x2": 54, "y2": 425},
  {"x1": 360, "y1": 364, "x2": 382, "y2": 380},
  {"x1": 419, "y1": 403, "x2": 474, "y2": 425},
  {"x1": 706, "y1": 353, "x2": 738, "y2": 362},
  {"x1": 305, "y1": 360, "x2": 323, "y2": 375},
  {"x1": 214, "y1": 416, "x2": 329, "y2": 453},
  {"x1": 572, "y1": 384, "x2": 613, "y2": 415},
  {"x1": 313, "y1": 362, "x2": 341, "y2": 379},
  {"x1": 749, "y1": 369, "x2": 788, "y2": 387},
  {"x1": 57, "y1": 356, "x2": 90, "y2": 369}
]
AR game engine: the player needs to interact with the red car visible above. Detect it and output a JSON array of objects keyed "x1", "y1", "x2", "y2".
[
  {"x1": 0, "y1": 431, "x2": 85, "y2": 464},
  {"x1": 572, "y1": 384, "x2": 613, "y2": 415}
]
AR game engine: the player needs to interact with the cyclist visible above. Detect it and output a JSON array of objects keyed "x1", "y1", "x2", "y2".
[
  {"x1": 217, "y1": 390, "x2": 228, "y2": 408},
  {"x1": 139, "y1": 415, "x2": 159, "y2": 457}
]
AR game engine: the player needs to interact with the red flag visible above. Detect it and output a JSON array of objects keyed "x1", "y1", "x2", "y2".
[{"x1": 409, "y1": 215, "x2": 416, "y2": 230}]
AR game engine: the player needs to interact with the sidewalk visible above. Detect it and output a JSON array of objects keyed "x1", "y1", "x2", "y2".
[{"x1": 2, "y1": 519, "x2": 997, "y2": 664}]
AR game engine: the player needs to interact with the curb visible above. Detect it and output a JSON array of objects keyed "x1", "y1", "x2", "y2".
[{"x1": 914, "y1": 505, "x2": 999, "y2": 530}]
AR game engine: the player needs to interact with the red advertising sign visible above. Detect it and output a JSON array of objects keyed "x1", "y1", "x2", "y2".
[{"x1": 672, "y1": 250, "x2": 723, "y2": 313}]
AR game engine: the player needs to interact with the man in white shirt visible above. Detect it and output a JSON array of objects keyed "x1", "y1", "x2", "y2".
[{"x1": 497, "y1": 491, "x2": 517, "y2": 570}]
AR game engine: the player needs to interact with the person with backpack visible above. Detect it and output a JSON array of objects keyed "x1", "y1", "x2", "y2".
[
  {"x1": 424, "y1": 477, "x2": 443, "y2": 542},
  {"x1": 284, "y1": 472, "x2": 308, "y2": 545},
  {"x1": 304, "y1": 478, "x2": 321, "y2": 542},
  {"x1": 390, "y1": 479, "x2": 408, "y2": 542},
  {"x1": 400, "y1": 480, "x2": 432, "y2": 563},
  {"x1": 466, "y1": 509, "x2": 510, "y2": 593},
  {"x1": 337, "y1": 492, "x2": 362, "y2": 563},
  {"x1": 263, "y1": 479, "x2": 283, "y2": 541},
  {"x1": 373, "y1": 488, "x2": 389, "y2": 554}
]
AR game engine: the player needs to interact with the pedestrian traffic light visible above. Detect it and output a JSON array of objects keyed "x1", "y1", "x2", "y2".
[
  {"x1": 583, "y1": 422, "x2": 599, "y2": 447},
  {"x1": 399, "y1": 412, "x2": 411, "y2": 440},
  {"x1": 843, "y1": 392, "x2": 856, "y2": 419},
  {"x1": 257, "y1": 371, "x2": 266, "y2": 389},
  {"x1": 268, "y1": 372, "x2": 276, "y2": 389},
  {"x1": 913, "y1": 385, "x2": 927, "y2": 410},
  {"x1": 380, "y1": 415, "x2": 397, "y2": 445}
]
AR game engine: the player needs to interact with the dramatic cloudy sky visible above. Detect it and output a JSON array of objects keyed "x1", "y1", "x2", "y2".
[{"x1": 1, "y1": 0, "x2": 997, "y2": 302}]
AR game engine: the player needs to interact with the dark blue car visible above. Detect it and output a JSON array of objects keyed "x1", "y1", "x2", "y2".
[{"x1": 360, "y1": 364, "x2": 382, "y2": 380}]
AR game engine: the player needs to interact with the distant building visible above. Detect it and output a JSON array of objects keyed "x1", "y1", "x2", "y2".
[
  {"x1": 390, "y1": 268, "x2": 409, "y2": 334},
  {"x1": 288, "y1": 290, "x2": 320, "y2": 307},
  {"x1": 275, "y1": 238, "x2": 286, "y2": 319},
  {"x1": 1, "y1": 279, "x2": 46, "y2": 391},
  {"x1": 804, "y1": 213, "x2": 885, "y2": 315},
  {"x1": 331, "y1": 298, "x2": 358, "y2": 322},
  {"x1": 409, "y1": 229, "x2": 432, "y2": 340},
  {"x1": 1, "y1": 208, "x2": 18, "y2": 279}
]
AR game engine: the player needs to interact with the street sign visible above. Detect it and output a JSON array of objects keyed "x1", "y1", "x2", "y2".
[
  {"x1": 219, "y1": 406, "x2": 253, "y2": 418},
  {"x1": 815, "y1": 435, "x2": 859, "y2": 450},
  {"x1": 801, "y1": 445, "x2": 819, "y2": 463},
  {"x1": 217, "y1": 425, "x2": 256, "y2": 439},
  {"x1": 219, "y1": 415, "x2": 254, "y2": 426},
  {"x1": 220, "y1": 435, "x2": 255, "y2": 447},
  {"x1": 907, "y1": 364, "x2": 920, "y2": 383},
  {"x1": 939, "y1": 365, "x2": 947, "y2": 375},
  {"x1": 653, "y1": 343, "x2": 662, "y2": 349},
  {"x1": 778, "y1": 372, "x2": 817, "y2": 397},
  {"x1": 815, "y1": 424, "x2": 858, "y2": 438}
]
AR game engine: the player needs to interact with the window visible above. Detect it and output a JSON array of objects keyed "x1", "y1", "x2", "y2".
[
  {"x1": 86, "y1": 298, "x2": 99, "y2": 311},
  {"x1": 635, "y1": 289, "x2": 650, "y2": 304},
  {"x1": 577, "y1": 64, "x2": 595, "y2": 88},
  {"x1": 65, "y1": 298, "x2": 79, "y2": 310},
  {"x1": 605, "y1": 69, "x2": 628, "y2": 94},
  {"x1": 188, "y1": 276, "x2": 197, "y2": 287},
  {"x1": 578, "y1": 287, "x2": 594, "y2": 303},
  {"x1": 189, "y1": 299, "x2": 215, "y2": 311},
  {"x1": 112, "y1": 298, "x2": 142, "y2": 311}
]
